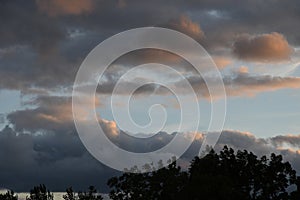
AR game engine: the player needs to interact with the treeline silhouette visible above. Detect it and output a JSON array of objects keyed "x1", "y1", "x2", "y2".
[{"x1": 1, "y1": 146, "x2": 300, "y2": 200}]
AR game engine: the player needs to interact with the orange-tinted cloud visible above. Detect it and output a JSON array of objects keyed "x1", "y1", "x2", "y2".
[
  {"x1": 167, "y1": 15, "x2": 205, "y2": 40},
  {"x1": 99, "y1": 119, "x2": 119, "y2": 137},
  {"x1": 237, "y1": 66, "x2": 249, "y2": 74},
  {"x1": 36, "y1": 0, "x2": 94, "y2": 16},
  {"x1": 233, "y1": 32, "x2": 293, "y2": 62},
  {"x1": 213, "y1": 56, "x2": 232, "y2": 69}
]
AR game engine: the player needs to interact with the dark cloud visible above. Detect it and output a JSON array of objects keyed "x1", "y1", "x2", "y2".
[
  {"x1": 1, "y1": 125, "x2": 300, "y2": 191},
  {"x1": 0, "y1": 0, "x2": 66, "y2": 54},
  {"x1": 0, "y1": 125, "x2": 118, "y2": 192}
]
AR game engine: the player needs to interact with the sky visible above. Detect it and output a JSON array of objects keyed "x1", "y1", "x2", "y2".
[{"x1": 1, "y1": 0, "x2": 300, "y2": 192}]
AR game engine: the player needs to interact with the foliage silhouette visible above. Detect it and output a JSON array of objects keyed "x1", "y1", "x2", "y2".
[
  {"x1": 107, "y1": 146, "x2": 300, "y2": 200},
  {"x1": 63, "y1": 187, "x2": 76, "y2": 200},
  {"x1": 0, "y1": 190, "x2": 18, "y2": 200},
  {"x1": 291, "y1": 177, "x2": 300, "y2": 200},
  {"x1": 26, "y1": 184, "x2": 53, "y2": 200},
  {"x1": 63, "y1": 186, "x2": 103, "y2": 200}
]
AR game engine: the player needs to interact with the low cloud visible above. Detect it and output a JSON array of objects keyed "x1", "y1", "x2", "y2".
[
  {"x1": 0, "y1": 125, "x2": 117, "y2": 192},
  {"x1": 1, "y1": 124, "x2": 300, "y2": 191},
  {"x1": 233, "y1": 32, "x2": 294, "y2": 62}
]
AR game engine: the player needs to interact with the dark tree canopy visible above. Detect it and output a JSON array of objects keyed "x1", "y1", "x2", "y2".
[{"x1": 107, "y1": 146, "x2": 300, "y2": 200}]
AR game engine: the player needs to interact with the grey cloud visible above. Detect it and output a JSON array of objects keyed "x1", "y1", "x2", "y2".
[
  {"x1": 214, "y1": 130, "x2": 273, "y2": 156},
  {"x1": 7, "y1": 96, "x2": 73, "y2": 133},
  {"x1": 174, "y1": 72, "x2": 300, "y2": 98},
  {"x1": 215, "y1": 130, "x2": 300, "y2": 174},
  {"x1": 0, "y1": 0, "x2": 66, "y2": 55},
  {"x1": 270, "y1": 134, "x2": 300, "y2": 148},
  {"x1": 96, "y1": 70, "x2": 300, "y2": 98},
  {"x1": 223, "y1": 73, "x2": 300, "y2": 97}
]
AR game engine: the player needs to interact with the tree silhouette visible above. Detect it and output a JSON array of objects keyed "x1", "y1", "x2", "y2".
[
  {"x1": 108, "y1": 162, "x2": 188, "y2": 200},
  {"x1": 107, "y1": 146, "x2": 300, "y2": 200},
  {"x1": 0, "y1": 190, "x2": 18, "y2": 200},
  {"x1": 26, "y1": 184, "x2": 53, "y2": 200},
  {"x1": 291, "y1": 177, "x2": 300, "y2": 200},
  {"x1": 186, "y1": 147, "x2": 298, "y2": 200},
  {"x1": 63, "y1": 187, "x2": 76, "y2": 200},
  {"x1": 63, "y1": 186, "x2": 103, "y2": 200}
]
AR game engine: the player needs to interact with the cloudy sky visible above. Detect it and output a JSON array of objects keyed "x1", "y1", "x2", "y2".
[{"x1": 1, "y1": 0, "x2": 300, "y2": 192}]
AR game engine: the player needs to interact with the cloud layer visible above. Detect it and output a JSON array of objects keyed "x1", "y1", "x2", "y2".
[
  {"x1": 0, "y1": 0, "x2": 300, "y2": 94},
  {"x1": 1, "y1": 124, "x2": 300, "y2": 191}
]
